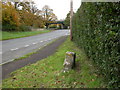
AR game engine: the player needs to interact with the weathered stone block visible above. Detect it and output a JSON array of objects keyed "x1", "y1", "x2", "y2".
[{"x1": 63, "y1": 52, "x2": 76, "y2": 72}]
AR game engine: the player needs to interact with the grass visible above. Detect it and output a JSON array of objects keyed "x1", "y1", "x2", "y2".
[
  {"x1": 2, "y1": 38, "x2": 106, "y2": 88},
  {"x1": 14, "y1": 51, "x2": 36, "y2": 61},
  {"x1": 0, "y1": 30, "x2": 51, "y2": 40}
]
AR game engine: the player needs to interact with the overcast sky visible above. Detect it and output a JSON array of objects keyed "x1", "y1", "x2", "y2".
[{"x1": 34, "y1": 0, "x2": 81, "y2": 20}]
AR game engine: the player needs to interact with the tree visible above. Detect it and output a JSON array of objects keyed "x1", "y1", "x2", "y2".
[
  {"x1": 2, "y1": 1, "x2": 45, "y2": 31},
  {"x1": 2, "y1": 2, "x2": 20, "y2": 31},
  {"x1": 18, "y1": 1, "x2": 40, "y2": 15},
  {"x1": 30, "y1": 2, "x2": 39, "y2": 15},
  {"x1": 64, "y1": 12, "x2": 70, "y2": 28},
  {"x1": 18, "y1": 2, "x2": 44, "y2": 28},
  {"x1": 64, "y1": 11, "x2": 74, "y2": 28},
  {"x1": 41, "y1": 5, "x2": 57, "y2": 28}
]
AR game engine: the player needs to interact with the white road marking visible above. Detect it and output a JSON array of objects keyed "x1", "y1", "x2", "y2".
[
  {"x1": 40, "y1": 41, "x2": 43, "y2": 42},
  {"x1": 0, "y1": 52, "x2": 2, "y2": 54},
  {"x1": 0, "y1": 59, "x2": 14, "y2": 65},
  {"x1": 33, "y1": 43, "x2": 37, "y2": 45},
  {"x1": 25, "y1": 45, "x2": 30, "y2": 47},
  {"x1": 11, "y1": 48, "x2": 19, "y2": 51}
]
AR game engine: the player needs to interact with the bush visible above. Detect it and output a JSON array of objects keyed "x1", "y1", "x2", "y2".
[
  {"x1": 17, "y1": 25, "x2": 31, "y2": 31},
  {"x1": 2, "y1": 24, "x2": 31, "y2": 31},
  {"x1": 72, "y1": 2, "x2": 120, "y2": 88},
  {"x1": 2, "y1": 24, "x2": 17, "y2": 31}
]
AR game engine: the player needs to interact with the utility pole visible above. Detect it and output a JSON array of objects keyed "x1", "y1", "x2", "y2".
[{"x1": 70, "y1": 0, "x2": 73, "y2": 41}]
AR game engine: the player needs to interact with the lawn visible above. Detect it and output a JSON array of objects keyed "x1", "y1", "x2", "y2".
[
  {"x1": 2, "y1": 38, "x2": 106, "y2": 88},
  {"x1": 0, "y1": 30, "x2": 51, "y2": 40}
]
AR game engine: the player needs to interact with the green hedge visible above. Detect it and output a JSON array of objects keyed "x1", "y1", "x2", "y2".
[
  {"x1": 2, "y1": 24, "x2": 17, "y2": 31},
  {"x1": 72, "y1": 2, "x2": 120, "y2": 88},
  {"x1": 2, "y1": 24, "x2": 31, "y2": 31}
]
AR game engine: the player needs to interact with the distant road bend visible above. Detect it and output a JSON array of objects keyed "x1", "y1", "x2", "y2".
[{"x1": 1, "y1": 30, "x2": 70, "y2": 65}]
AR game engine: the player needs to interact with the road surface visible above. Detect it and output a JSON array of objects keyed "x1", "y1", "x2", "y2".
[{"x1": 1, "y1": 30, "x2": 70, "y2": 65}]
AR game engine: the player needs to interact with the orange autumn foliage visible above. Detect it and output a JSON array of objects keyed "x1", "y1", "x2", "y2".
[{"x1": 2, "y1": 2, "x2": 20, "y2": 26}]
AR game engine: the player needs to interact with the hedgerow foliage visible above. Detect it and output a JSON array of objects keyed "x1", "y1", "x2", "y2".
[{"x1": 72, "y1": 2, "x2": 120, "y2": 88}]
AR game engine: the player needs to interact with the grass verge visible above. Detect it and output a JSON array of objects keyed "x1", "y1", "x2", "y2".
[
  {"x1": 0, "y1": 30, "x2": 51, "y2": 40},
  {"x1": 2, "y1": 38, "x2": 106, "y2": 88}
]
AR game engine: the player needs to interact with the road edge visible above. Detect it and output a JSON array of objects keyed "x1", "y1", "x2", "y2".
[{"x1": 2, "y1": 36, "x2": 67, "y2": 79}]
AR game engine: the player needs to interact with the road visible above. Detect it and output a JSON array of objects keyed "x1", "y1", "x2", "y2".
[{"x1": 1, "y1": 30, "x2": 70, "y2": 65}]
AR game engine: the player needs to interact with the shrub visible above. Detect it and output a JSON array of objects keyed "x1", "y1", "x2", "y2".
[
  {"x1": 2, "y1": 24, "x2": 31, "y2": 31},
  {"x1": 2, "y1": 24, "x2": 17, "y2": 31},
  {"x1": 72, "y1": 2, "x2": 120, "y2": 88},
  {"x1": 17, "y1": 25, "x2": 31, "y2": 31}
]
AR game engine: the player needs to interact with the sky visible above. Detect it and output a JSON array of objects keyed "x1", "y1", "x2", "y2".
[{"x1": 34, "y1": 0, "x2": 81, "y2": 20}]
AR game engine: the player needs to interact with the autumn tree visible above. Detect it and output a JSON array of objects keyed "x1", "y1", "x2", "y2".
[
  {"x1": 2, "y1": 1, "x2": 47, "y2": 31},
  {"x1": 2, "y1": 2, "x2": 20, "y2": 31},
  {"x1": 41, "y1": 5, "x2": 57, "y2": 28},
  {"x1": 16, "y1": 1, "x2": 44, "y2": 28}
]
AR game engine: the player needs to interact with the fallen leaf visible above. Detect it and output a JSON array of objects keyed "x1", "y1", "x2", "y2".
[
  {"x1": 33, "y1": 85, "x2": 36, "y2": 87},
  {"x1": 94, "y1": 74, "x2": 98, "y2": 77},
  {"x1": 74, "y1": 82, "x2": 77, "y2": 85},
  {"x1": 80, "y1": 82, "x2": 85, "y2": 85},
  {"x1": 51, "y1": 84, "x2": 54, "y2": 86},
  {"x1": 91, "y1": 79, "x2": 95, "y2": 81},
  {"x1": 34, "y1": 73, "x2": 37, "y2": 76},
  {"x1": 12, "y1": 77, "x2": 17, "y2": 80},
  {"x1": 62, "y1": 76, "x2": 65, "y2": 78},
  {"x1": 57, "y1": 81, "x2": 61, "y2": 83}
]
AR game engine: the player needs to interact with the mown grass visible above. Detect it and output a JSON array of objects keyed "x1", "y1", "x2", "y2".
[
  {"x1": 2, "y1": 38, "x2": 106, "y2": 88},
  {"x1": 0, "y1": 30, "x2": 51, "y2": 40}
]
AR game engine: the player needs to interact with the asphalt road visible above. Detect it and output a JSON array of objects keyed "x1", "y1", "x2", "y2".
[{"x1": 1, "y1": 30, "x2": 70, "y2": 65}]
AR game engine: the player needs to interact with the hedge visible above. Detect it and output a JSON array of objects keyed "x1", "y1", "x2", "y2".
[
  {"x1": 72, "y1": 2, "x2": 120, "y2": 88},
  {"x1": 2, "y1": 24, "x2": 31, "y2": 31}
]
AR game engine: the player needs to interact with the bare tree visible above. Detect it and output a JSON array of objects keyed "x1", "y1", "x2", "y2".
[{"x1": 41, "y1": 5, "x2": 57, "y2": 28}]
